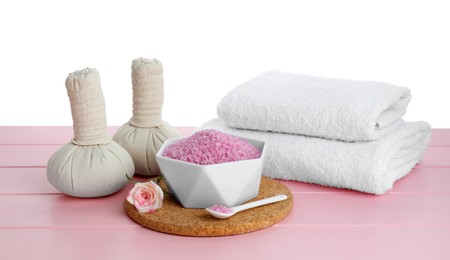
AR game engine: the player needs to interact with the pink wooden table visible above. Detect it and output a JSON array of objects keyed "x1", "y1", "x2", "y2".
[{"x1": 1, "y1": 126, "x2": 449, "y2": 259}]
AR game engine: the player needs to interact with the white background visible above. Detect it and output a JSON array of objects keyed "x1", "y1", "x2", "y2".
[{"x1": 0, "y1": 0, "x2": 449, "y2": 127}]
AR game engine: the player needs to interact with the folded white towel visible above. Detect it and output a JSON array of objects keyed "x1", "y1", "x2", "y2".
[
  {"x1": 200, "y1": 118, "x2": 431, "y2": 194},
  {"x1": 217, "y1": 70, "x2": 411, "y2": 141}
]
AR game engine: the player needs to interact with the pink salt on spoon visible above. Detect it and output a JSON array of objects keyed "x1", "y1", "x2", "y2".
[{"x1": 206, "y1": 195, "x2": 288, "y2": 219}]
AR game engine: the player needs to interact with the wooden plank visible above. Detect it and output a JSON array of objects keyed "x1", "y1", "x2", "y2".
[
  {"x1": 282, "y1": 167, "x2": 450, "y2": 194},
  {"x1": 419, "y1": 146, "x2": 450, "y2": 167},
  {"x1": 429, "y1": 129, "x2": 450, "y2": 146},
  {"x1": 389, "y1": 167, "x2": 450, "y2": 193},
  {"x1": 2, "y1": 191, "x2": 450, "y2": 228},
  {"x1": 1, "y1": 144, "x2": 448, "y2": 167},
  {"x1": 285, "y1": 193, "x2": 450, "y2": 226},
  {"x1": 0, "y1": 126, "x2": 72, "y2": 144},
  {"x1": 1, "y1": 226, "x2": 449, "y2": 260},
  {"x1": 0, "y1": 145, "x2": 59, "y2": 167},
  {"x1": 3, "y1": 167, "x2": 450, "y2": 196},
  {"x1": 0, "y1": 183, "x2": 135, "y2": 228},
  {"x1": 0, "y1": 126, "x2": 195, "y2": 145},
  {"x1": 0, "y1": 168, "x2": 60, "y2": 194}
]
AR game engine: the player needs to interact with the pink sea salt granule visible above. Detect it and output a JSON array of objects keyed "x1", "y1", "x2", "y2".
[
  {"x1": 208, "y1": 204, "x2": 233, "y2": 214},
  {"x1": 162, "y1": 129, "x2": 261, "y2": 165}
]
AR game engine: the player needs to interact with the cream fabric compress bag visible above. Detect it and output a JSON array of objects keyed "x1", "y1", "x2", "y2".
[
  {"x1": 113, "y1": 58, "x2": 179, "y2": 176},
  {"x1": 47, "y1": 68, "x2": 135, "y2": 197}
]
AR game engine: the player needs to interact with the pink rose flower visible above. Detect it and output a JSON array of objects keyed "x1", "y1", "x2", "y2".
[{"x1": 127, "y1": 181, "x2": 163, "y2": 213}]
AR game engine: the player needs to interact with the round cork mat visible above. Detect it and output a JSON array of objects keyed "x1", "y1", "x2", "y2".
[{"x1": 125, "y1": 176, "x2": 293, "y2": 237}]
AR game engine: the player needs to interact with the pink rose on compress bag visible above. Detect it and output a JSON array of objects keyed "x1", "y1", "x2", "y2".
[{"x1": 127, "y1": 181, "x2": 163, "y2": 213}]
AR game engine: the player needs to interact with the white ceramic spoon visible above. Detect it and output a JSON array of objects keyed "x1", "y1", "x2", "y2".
[{"x1": 205, "y1": 194, "x2": 288, "y2": 219}]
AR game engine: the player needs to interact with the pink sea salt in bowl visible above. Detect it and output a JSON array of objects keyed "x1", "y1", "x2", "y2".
[{"x1": 155, "y1": 130, "x2": 266, "y2": 208}]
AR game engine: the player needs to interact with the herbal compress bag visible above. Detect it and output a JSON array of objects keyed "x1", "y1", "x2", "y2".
[
  {"x1": 113, "y1": 58, "x2": 179, "y2": 176},
  {"x1": 47, "y1": 68, "x2": 135, "y2": 197}
]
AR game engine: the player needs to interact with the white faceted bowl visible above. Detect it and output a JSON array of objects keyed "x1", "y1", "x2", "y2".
[{"x1": 155, "y1": 135, "x2": 265, "y2": 208}]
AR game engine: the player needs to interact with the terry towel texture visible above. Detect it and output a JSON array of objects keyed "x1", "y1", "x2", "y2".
[
  {"x1": 208, "y1": 70, "x2": 431, "y2": 194},
  {"x1": 217, "y1": 70, "x2": 411, "y2": 141},
  {"x1": 201, "y1": 119, "x2": 431, "y2": 194}
]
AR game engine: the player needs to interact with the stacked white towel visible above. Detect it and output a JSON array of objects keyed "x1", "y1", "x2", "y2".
[
  {"x1": 217, "y1": 70, "x2": 411, "y2": 141},
  {"x1": 203, "y1": 71, "x2": 431, "y2": 194}
]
